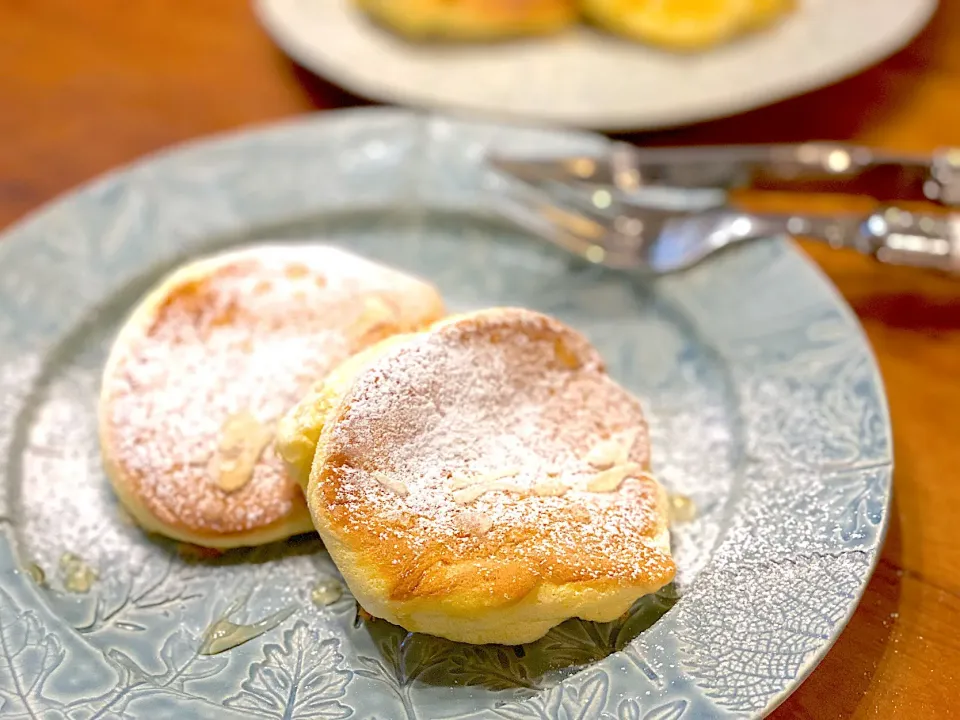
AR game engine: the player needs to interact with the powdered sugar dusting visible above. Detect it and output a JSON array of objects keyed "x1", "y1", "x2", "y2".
[
  {"x1": 318, "y1": 308, "x2": 674, "y2": 588},
  {"x1": 101, "y1": 244, "x2": 442, "y2": 536}
]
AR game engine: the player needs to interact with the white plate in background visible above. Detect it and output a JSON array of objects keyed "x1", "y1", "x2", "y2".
[{"x1": 254, "y1": 0, "x2": 936, "y2": 131}]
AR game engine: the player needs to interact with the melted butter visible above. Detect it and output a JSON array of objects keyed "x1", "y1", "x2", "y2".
[
  {"x1": 668, "y1": 493, "x2": 697, "y2": 524},
  {"x1": 59, "y1": 552, "x2": 97, "y2": 593},
  {"x1": 210, "y1": 410, "x2": 274, "y2": 493},
  {"x1": 354, "y1": 605, "x2": 375, "y2": 628},
  {"x1": 311, "y1": 578, "x2": 343, "y2": 607},
  {"x1": 199, "y1": 605, "x2": 295, "y2": 655},
  {"x1": 24, "y1": 562, "x2": 46, "y2": 586}
]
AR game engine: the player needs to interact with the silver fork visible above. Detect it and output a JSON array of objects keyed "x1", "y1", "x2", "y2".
[{"x1": 495, "y1": 181, "x2": 960, "y2": 275}]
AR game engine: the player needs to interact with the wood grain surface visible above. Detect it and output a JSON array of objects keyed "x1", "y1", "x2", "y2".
[{"x1": 2, "y1": 1, "x2": 958, "y2": 717}]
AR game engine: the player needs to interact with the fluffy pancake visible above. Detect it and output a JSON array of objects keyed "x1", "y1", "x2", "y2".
[
  {"x1": 580, "y1": 0, "x2": 795, "y2": 50},
  {"x1": 277, "y1": 307, "x2": 675, "y2": 644},
  {"x1": 99, "y1": 245, "x2": 445, "y2": 549},
  {"x1": 356, "y1": 0, "x2": 577, "y2": 40}
]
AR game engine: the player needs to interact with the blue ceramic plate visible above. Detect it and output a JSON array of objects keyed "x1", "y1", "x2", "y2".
[{"x1": 0, "y1": 109, "x2": 891, "y2": 719}]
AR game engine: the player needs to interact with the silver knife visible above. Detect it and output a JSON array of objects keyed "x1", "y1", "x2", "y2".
[{"x1": 488, "y1": 142, "x2": 960, "y2": 206}]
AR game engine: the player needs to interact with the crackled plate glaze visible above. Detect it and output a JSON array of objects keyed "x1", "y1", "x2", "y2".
[
  {"x1": 0, "y1": 109, "x2": 891, "y2": 719},
  {"x1": 254, "y1": 0, "x2": 934, "y2": 130}
]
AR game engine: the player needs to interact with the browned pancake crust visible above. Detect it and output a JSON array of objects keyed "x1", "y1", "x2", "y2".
[
  {"x1": 356, "y1": 0, "x2": 577, "y2": 39},
  {"x1": 310, "y1": 308, "x2": 674, "y2": 613},
  {"x1": 99, "y1": 245, "x2": 445, "y2": 545}
]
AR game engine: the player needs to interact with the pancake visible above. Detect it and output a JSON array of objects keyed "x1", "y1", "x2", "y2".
[
  {"x1": 98, "y1": 245, "x2": 445, "y2": 549},
  {"x1": 276, "y1": 307, "x2": 675, "y2": 644},
  {"x1": 580, "y1": 0, "x2": 795, "y2": 50},
  {"x1": 355, "y1": 0, "x2": 577, "y2": 40}
]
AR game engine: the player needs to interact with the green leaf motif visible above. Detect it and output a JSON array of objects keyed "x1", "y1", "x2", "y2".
[
  {"x1": 225, "y1": 620, "x2": 352, "y2": 719},
  {"x1": 420, "y1": 646, "x2": 538, "y2": 692},
  {"x1": 0, "y1": 589, "x2": 65, "y2": 720},
  {"x1": 358, "y1": 624, "x2": 451, "y2": 690},
  {"x1": 534, "y1": 621, "x2": 615, "y2": 671}
]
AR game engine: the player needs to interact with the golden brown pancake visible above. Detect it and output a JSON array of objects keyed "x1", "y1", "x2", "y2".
[
  {"x1": 98, "y1": 245, "x2": 445, "y2": 549},
  {"x1": 580, "y1": 0, "x2": 795, "y2": 50},
  {"x1": 277, "y1": 307, "x2": 675, "y2": 644},
  {"x1": 356, "y1": 0, "x2": 578, "y2": 40}
]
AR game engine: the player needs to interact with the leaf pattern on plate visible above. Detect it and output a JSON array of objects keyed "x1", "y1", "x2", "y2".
[
  {"x1": 354, "y1": 625, "x2": 451, "y2": 720},
  {"x1": 224, "y1": 620, "x2": 352, "y2": 719},
  {"x1": 494, "y1": 670, "x2": 609, "y2": 720},
  {"x1": 67, "y1": 626, "x2": 230, "y2": 719},
  {"x1": 0, "y1": 588, "x2": 65, "y2": 719},
  {"x1": 358, "y1": 606, "x2": 660, "y2": 710},
  {"x1": 353, "y1": 593, "x2": 680, "y2": 720},
  {"x1": 533, "y1": 621, "x2": 617, "y2": 671},
  {"x1": 676, "y1": 551, "x2": 870, "y2": 712},
  {"x1": 76, "y1": 556, "x2": 205, "y2": 634},
  {"x1": 823, "y1": 467, "x2": 888, "y2": 545},
  {"x1": 421, "y1": 645, "x2": 540, "y2": 692},
  {"x1": 613, "y1": 697, "x2": 689, "y2": 720},
  {"x1": 553, "y1": 671, "x2": 610, "y2": 720},
  {"x1": 532, "y1": 588, "x2": 679, "y2": 678}
]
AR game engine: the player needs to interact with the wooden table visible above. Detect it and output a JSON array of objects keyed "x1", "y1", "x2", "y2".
[{"x1": 2, "y1": 1, "x2": 958, "y2": 716}]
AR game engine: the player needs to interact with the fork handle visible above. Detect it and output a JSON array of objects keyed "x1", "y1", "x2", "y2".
[{"x1": 760, "y1": 208, "x2": 960, "y2": 273}]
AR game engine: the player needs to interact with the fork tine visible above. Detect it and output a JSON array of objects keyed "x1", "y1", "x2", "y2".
[{"x1": 492, "y1": 180, "x2": 648, "y2": 270}]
